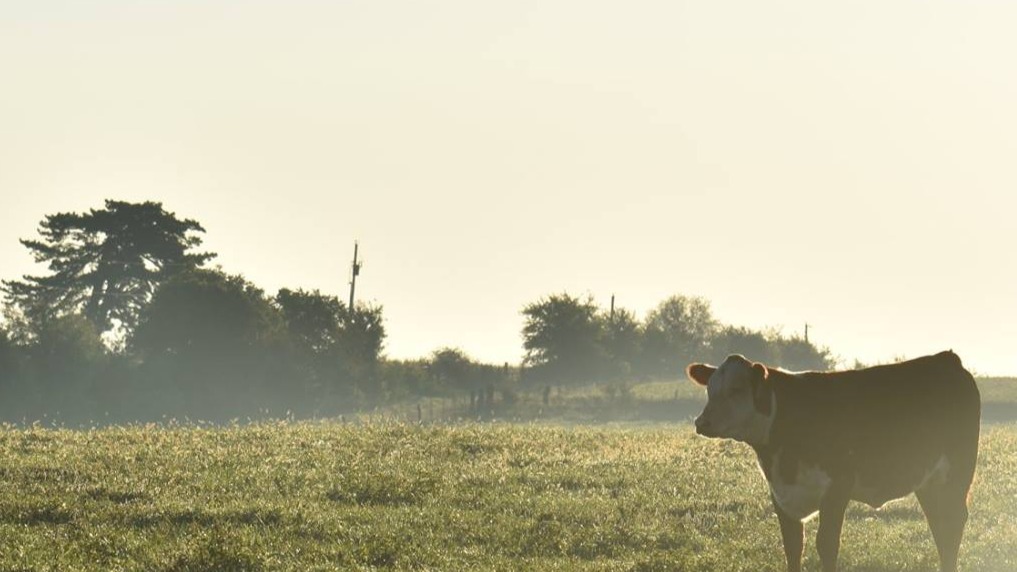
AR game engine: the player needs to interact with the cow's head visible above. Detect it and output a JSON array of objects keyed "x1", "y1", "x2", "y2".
[{"x1": 686, "y1": 354, "x2": 774, "y2": 445}]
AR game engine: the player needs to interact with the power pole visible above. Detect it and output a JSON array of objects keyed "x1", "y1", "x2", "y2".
[
  {"x1": 804, "y1": 322, "x2": 810, "y2": 343},
  {"x1": 348, "y1": 241, "x2": 361, "y2": 310},
  {"x1": 610, "y1": 294, "x2": 615, "y2": 321}
]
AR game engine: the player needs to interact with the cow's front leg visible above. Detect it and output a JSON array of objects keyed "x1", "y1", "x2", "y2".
[
  {"x1": 816, "y1": 480, "x2": 852, "y2": 572},
  {"x1": 772, "y1": 495, "x2": 804, "y2": 572}
]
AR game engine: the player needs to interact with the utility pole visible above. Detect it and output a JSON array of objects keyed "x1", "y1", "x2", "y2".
[
  {"x1": 804, "y1": 322, "x2": 810, "y2": 343},
  {"x1": 610, "y1": 294, "x2": 615, "y2": 321},
  {"x1": 348, "y1": 241, "x2": 361, "y2": 310}
]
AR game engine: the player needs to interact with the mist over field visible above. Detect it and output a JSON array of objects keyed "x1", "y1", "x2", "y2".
[{"x1": 0, "y1": 199, "x2": 840, "y2": 425}]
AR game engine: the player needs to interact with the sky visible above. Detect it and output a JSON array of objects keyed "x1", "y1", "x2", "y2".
[{"x1": 1, "y1": 1, "x2": 1015, "y2": 375}]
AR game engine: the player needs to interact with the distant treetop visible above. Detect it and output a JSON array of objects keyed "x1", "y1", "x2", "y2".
[{"x1": 2, "y1": 199, "x2": 214, "y2": 338}]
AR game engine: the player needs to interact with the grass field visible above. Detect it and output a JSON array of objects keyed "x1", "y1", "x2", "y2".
[{"x1": 1, "y1": 421, "x2": 1015, "y2": 571}]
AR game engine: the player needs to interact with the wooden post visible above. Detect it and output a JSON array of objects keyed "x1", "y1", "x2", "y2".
[{"x1": 348, "y1": 241, "x2": 361, "y2": 310}]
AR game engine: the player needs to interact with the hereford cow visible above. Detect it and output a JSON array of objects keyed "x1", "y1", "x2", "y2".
[{"x1": 686, "y1": 351, "x2": 980, "y2": 572}]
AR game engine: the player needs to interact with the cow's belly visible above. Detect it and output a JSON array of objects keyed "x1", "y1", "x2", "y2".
[
  {"x1": 851, "y1": 454, "x2": 951, "y2": 508},
  {"x1": 764, "y1": 449, "x2": 952, "y2": 521},
  {"x1": 767, "y1": 457, "x2": 831, "y2": 521}
]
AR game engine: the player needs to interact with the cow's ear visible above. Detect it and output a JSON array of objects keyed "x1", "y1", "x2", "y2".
[
  {"x1": 687, "y1": 363, "x2": 716, "y2": 386},
  {"x1": 751, "y1": 362, "x2": 772, "y2": 415}
]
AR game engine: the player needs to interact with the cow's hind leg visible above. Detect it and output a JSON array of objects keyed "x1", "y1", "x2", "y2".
[{"x1": 915, "y1": 481, "x2": 969, "y2": 572}]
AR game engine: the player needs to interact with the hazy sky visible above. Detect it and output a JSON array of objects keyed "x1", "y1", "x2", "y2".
[{"x1": 2, "y1": 1, "x2": 1015, "y2": 374}]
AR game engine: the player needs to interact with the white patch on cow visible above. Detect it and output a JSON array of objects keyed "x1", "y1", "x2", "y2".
[{"x1": 768, "y1": 453, "x2": 831, "y2": 521}]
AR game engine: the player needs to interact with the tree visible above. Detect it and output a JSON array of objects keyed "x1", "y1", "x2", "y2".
[
  {"x1": 31, "y1": 313, "x2": 106, "y2": 371},
  {"x1": 710, "y1": 325, "x2": 775, "y2": 365},
  {"x1": 0, "y1": 325, "x2": 21, "y2": 393},
  {"x1": 132, "y1": 269, "x2": 283, "y2": 361},
  {"x1": 602, "y1": 307, "x2": 642, "y2": 379},
  {"x1": 276, "y1": 288, "x2": 343, "y2": 356},
  {"x1": 427, "y1": 347, "x2": 477, "y2": 392},
  {"x1": 642, "y1": 294, "x2": 719, "y2": 377},
  {"x1": 21, "y1": 313, "x2": 108, "y2": 420},
  {"x1": 336, "y1": 302, "x2": 386, "y2": 393},
  {"x1": 273, "y1": 288, "x2": 386, "y2": 402},
  {"x1": 521, "y1": 293, "x2": 605, "y2": 383},
  {"x1": 274, "y1": 290, "x2": 385, "y2": 364},
  {"x1": 130, "y1": 269, "x2": 288, "y2": 417},
  {"x1": 2, "y1": 200, "x2": 213, "y2": 338},
  {"x1": 275, "y1": 287, "x2": 342, "y2": 402},
  {"x1": 337, "y1": 304, "x2": 385, "y2": 365},
  {"x1": 709, "y1": 325, "x2": 835, "y2": 371},
  {"x1": 273, "y1": 287, "x2": 386, "y2": 398},
  {"x1": 770, "y1": 334, "x2": 835, "y2": 371}
]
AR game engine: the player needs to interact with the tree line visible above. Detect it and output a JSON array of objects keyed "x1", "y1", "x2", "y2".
[
  {"x1": 520, "y1": 293, "x2": 833, "y2": 384},
  {"x1": 0, "y1": 200, "x2": 832, "y2": 423}
]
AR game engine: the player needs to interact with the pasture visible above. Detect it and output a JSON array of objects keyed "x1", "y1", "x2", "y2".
[{"x1": 1, "y1": 420, "x2": 1016, "y2": 571}]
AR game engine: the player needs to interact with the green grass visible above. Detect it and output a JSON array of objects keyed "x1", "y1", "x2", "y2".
[{"x1": 0, "y1": 422, "x2": 1015, "y2": 571}]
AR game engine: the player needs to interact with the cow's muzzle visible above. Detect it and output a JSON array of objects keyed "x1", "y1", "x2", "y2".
[{"x1": 695, "y1": 417, "x2": 716, "y2": 437}]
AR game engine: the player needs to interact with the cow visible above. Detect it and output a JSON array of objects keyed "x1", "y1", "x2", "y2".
[{"x1": 686, "y1": 351, "x2": 980, "y2": 572}]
